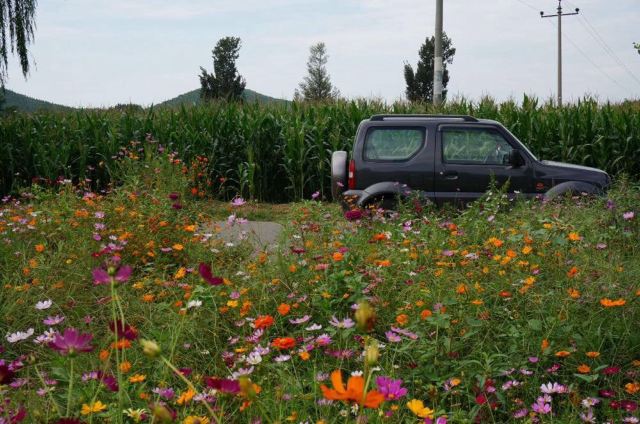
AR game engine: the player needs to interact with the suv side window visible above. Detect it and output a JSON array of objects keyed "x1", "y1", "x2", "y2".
[
  {"x1": 442, "y1": 128, "x2": 513, "y2": 165},
  {"x1": 364, "y1": 127, "x2": 424, "y2": 161}
]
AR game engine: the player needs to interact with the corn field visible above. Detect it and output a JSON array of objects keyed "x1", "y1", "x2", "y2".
[{"x1": 1, "y1": 96, "x2": 639, "y2": 202}]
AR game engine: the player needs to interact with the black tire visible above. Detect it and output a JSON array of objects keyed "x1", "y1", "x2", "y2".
[
  {"x1": 331, "y1": 151, "x2": 348, "y2": 201},
  {"x1": 543, "y1": 181, "x2": 601, "y2": 201}
]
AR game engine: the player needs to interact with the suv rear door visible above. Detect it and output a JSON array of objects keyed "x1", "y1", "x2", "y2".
[
  {"x1": 356, "y1": 124, "x2": 435, "y2": 194},
  {"x1": 434, "y1": 124, "x2": 533, "y2": 205}
]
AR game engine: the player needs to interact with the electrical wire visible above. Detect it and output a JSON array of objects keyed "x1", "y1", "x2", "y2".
[{"x1": 563, "y1": 0, "x2": 640, "y2": 88}]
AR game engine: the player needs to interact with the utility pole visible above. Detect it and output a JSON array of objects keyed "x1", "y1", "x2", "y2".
[
  {"x1": 541, "y1": 0, "x2": 579, "y2": 106},
  {"x1": 433, "y1": 0, "x2": 443, "y2": 105}
]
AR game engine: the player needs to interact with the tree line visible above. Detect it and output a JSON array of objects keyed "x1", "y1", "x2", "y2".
[{"x1": 199, "y1": 35, "x2": 456, "y2": 103}]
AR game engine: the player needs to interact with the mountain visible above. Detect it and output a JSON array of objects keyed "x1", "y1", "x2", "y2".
[
  {"x1": 1, "y1": 88, "x2": 72, "y2": 112},
  {"x1": 157, "y1": 88, "x2": 288, "y2": 107}
]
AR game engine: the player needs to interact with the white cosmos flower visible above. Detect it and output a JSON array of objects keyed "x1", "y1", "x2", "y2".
[
  {"x1": 187, "y1": 300, "x2": 202, "y2": 309},
  {"x1": 35, "y1": 299, "x2": 53, "y2": 310},
  {"x1": 34, "y1": 328, "x2": 58, "y2": 344},
  {"x1": 6, "y1": 328, "x2": 34, "y2": 343},
  {"x1": 246, "y1": 352, "x2": 262, "y2": 365}
]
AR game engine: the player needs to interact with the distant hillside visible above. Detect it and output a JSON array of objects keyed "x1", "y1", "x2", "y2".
[
  {"x1": 157, "y1": 88, "x2": 288, "y2": 107},
  {"x1": 1, "y1": 88, "x2": 72, "y2": 112}
]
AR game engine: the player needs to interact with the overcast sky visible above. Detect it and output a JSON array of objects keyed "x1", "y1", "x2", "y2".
[{"x1": 5, "y1": 0, "x2": 640, "y2": 107}]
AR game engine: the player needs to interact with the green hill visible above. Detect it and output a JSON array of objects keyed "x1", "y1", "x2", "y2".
[
  {"x1": 1, "y1": 88, "x2": 72, "y2": 112},
  {"x1": 157, "y1": 88, "x2": 288, "y2": 107},
  {"x1": 0, "y1": 88, "x2": 287, "y2": 113}
]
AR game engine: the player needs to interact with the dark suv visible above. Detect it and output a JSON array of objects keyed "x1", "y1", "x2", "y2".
[{"x1": 331, "y1": 114, "x2": 610, "y2": 208}]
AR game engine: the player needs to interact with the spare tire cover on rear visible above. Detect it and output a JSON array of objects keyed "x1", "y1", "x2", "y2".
[{"x1": 331, "y1": 151, "x2": 348, "y2": 201}]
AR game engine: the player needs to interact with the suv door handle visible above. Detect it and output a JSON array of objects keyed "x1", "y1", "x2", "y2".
[{"x1": 441, "y1": 171, "x2": 458, "y2": 180}]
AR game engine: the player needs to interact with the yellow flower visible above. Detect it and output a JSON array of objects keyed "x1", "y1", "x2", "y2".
[
  {"x1": 172, "y1": 243, "x2": 184, "y2": 251},
  {"x1": 407, "y1": 399, "x2": 434, "y2": 419},
  {"x1": 81, "y1": 400, "x2": 107, "y2": 415}
]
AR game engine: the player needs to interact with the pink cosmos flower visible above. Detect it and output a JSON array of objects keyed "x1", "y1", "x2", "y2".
[
  {"x1": 231, "y1": 197, "x2": 246, "y2": 207},
  {"x1": 623, "y1": 211, "x2": 634, "y2": 220},
  {"x1": 49, "y1": 328, "x2": 94, "y2": 356}
]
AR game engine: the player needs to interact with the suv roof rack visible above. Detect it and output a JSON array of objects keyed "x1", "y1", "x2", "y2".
[{"x1": 369, "y1": 114, "x2": 479, "y2": 122}]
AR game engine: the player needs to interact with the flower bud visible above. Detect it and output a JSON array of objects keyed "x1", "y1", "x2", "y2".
[
  {"x1": 141, "y1": 339, "x2": 161, "y2": 358},
  {"x1": 365, "y1": 338, "x2": 380, "y2": 366},
  {"x1": 355, "y1": 301, "x2": 376, "y2": 332}
]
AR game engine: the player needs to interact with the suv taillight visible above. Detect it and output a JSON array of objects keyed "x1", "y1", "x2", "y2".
[{"x1": 348, "y1": 159, "x2": 356, "y2": 189}]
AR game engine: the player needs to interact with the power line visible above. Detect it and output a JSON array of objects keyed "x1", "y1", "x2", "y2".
[
  {"x1": 562, "y1": 0, "x2": 640, "y2": 88},
  {"x1": 514, "y1": 0, "x2": 539, "y2": 13}
]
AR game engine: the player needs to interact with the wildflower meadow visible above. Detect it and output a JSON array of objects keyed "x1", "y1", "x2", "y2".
[{"x1": 1, "y1": 140, "x2": 639, "y2": 423}]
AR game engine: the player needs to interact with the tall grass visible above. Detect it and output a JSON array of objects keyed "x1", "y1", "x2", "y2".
[{"x1": 1, "y1": 96, "x2": 639, "y2": 201}]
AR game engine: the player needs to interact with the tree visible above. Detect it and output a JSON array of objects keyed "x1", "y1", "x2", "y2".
[
  {"x1": 0, "y1": 0, "x2": 37, "y2": 86},
  {"x1": 295, "y1": 42, "x2": 339, "y2": 101},
  {"x1": 199, "y1": 37, "x2": 246, "y2": 101},
  {"x1": 634, "y1": 42, "x2": 640, "y2": 55},
  {"x1": 404, "y1": 33, "x2": 456, "y2": 103}
]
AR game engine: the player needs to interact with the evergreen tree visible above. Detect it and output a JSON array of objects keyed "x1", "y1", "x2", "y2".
[
  {"x1": 404, "y1": 33, "x2": 456, "y2": 103},
  {"x1": 199, "y1": 37, "x2": 246, "y2": 101},
  {"x1": 635, "y1": 42, "x2": 640, "y2": 55},
  {"x1": 0, "y1": 0, "x2": 38, "y2": 86},
  {"x1": 295, "y1": 42, "x2": 339, "y2": 101}
]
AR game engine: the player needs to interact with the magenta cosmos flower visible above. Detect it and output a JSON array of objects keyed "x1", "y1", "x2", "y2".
[
  {"x1": 376, "y1": 376, "x2": 408, "y2": 400},
  {"x1": 92, "y1": 256, "x2": 132, "y2": 285},
  {"x1": 198, "y1": 263, "x2": 223, "y2": 285},
  {"x1": 49, "y1": 328, "x2": 94, "y2": 356}
]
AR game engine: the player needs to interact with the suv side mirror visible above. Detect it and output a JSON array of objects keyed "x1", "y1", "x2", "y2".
[{"x1": 509, "y1": 150, "x2": 526, "y2": 168}]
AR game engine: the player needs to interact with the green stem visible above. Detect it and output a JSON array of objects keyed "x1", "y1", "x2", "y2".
[
  {"x1": 66, "y1": 357, "x2": 74, "y2": 417},
  {"x1": 160, "y1": 355, "x2": 220, "y2": 423},
  {"x1": 110, "y1": 278, "x2": 124, "y2": 423},
  {"x1": 35, "y1": 365, "x2": 62, "y2": 417}
]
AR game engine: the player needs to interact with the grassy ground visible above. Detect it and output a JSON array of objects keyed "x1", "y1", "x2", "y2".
[{"x1": 1, "y1": 147, "x2": 639, "y2": 423}]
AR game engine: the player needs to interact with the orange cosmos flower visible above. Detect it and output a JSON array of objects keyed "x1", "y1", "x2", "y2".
[
  {"x1": 35, "y1": 244, "x2": 45, "y2": 253},
  {"x1": 567, "y1": 267, "x2": 579, "y2": 278},
  {"x1": 567, "y1": 288, "x2": 581, "y2": 299},
  {"x1": 119, "y1": 361, "x2": 132, "y2": 373},
  {"x1": 600, "y1": 298, "x2": 626, "y2": 307},
  {"x1": 254, "y1": 315, "x2": 275, "y2": 330},
  {"x1": 586, "y1": 351, "x2": 600, "y2": 358},
  {"x1": 320, "y1": 370, "x2": 384, "y2": 409},
  {"x1": 374, "y1": 259, "x2": 391, "y2": 267},
  {"x1": 555, "y1": 350, "x2": 571, "y2": 358},
  {"x1": 395, "y1": 314, "x2": 409, "y2": 326},
  {"x1": 332, "y1": 252, "x2": 344, "y2": 262},
  {"x1": 567, "y1": 232, "x2": 581, "y2": 241},
  {"x1": 577, "y1": 364, "x2": 591, "y2": 374},
  {"x1": 277, "y1": 303, "x2": 291, "y2": 316},
  {"x1": 272, "y1": 337, "x2": 296, "y2": 350},
  {"x1": 625, "y1": 382, "x2": 640, "y2": 394},
  {"x1": 129, "y1": 374, "x2": 146, "y2": 383},
  {"x1": 177, "y1": 388, "x2": 196, "y2": 405},
  {"x1": 420, "y1": 309, "x2": 433, "y2": 320}
]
